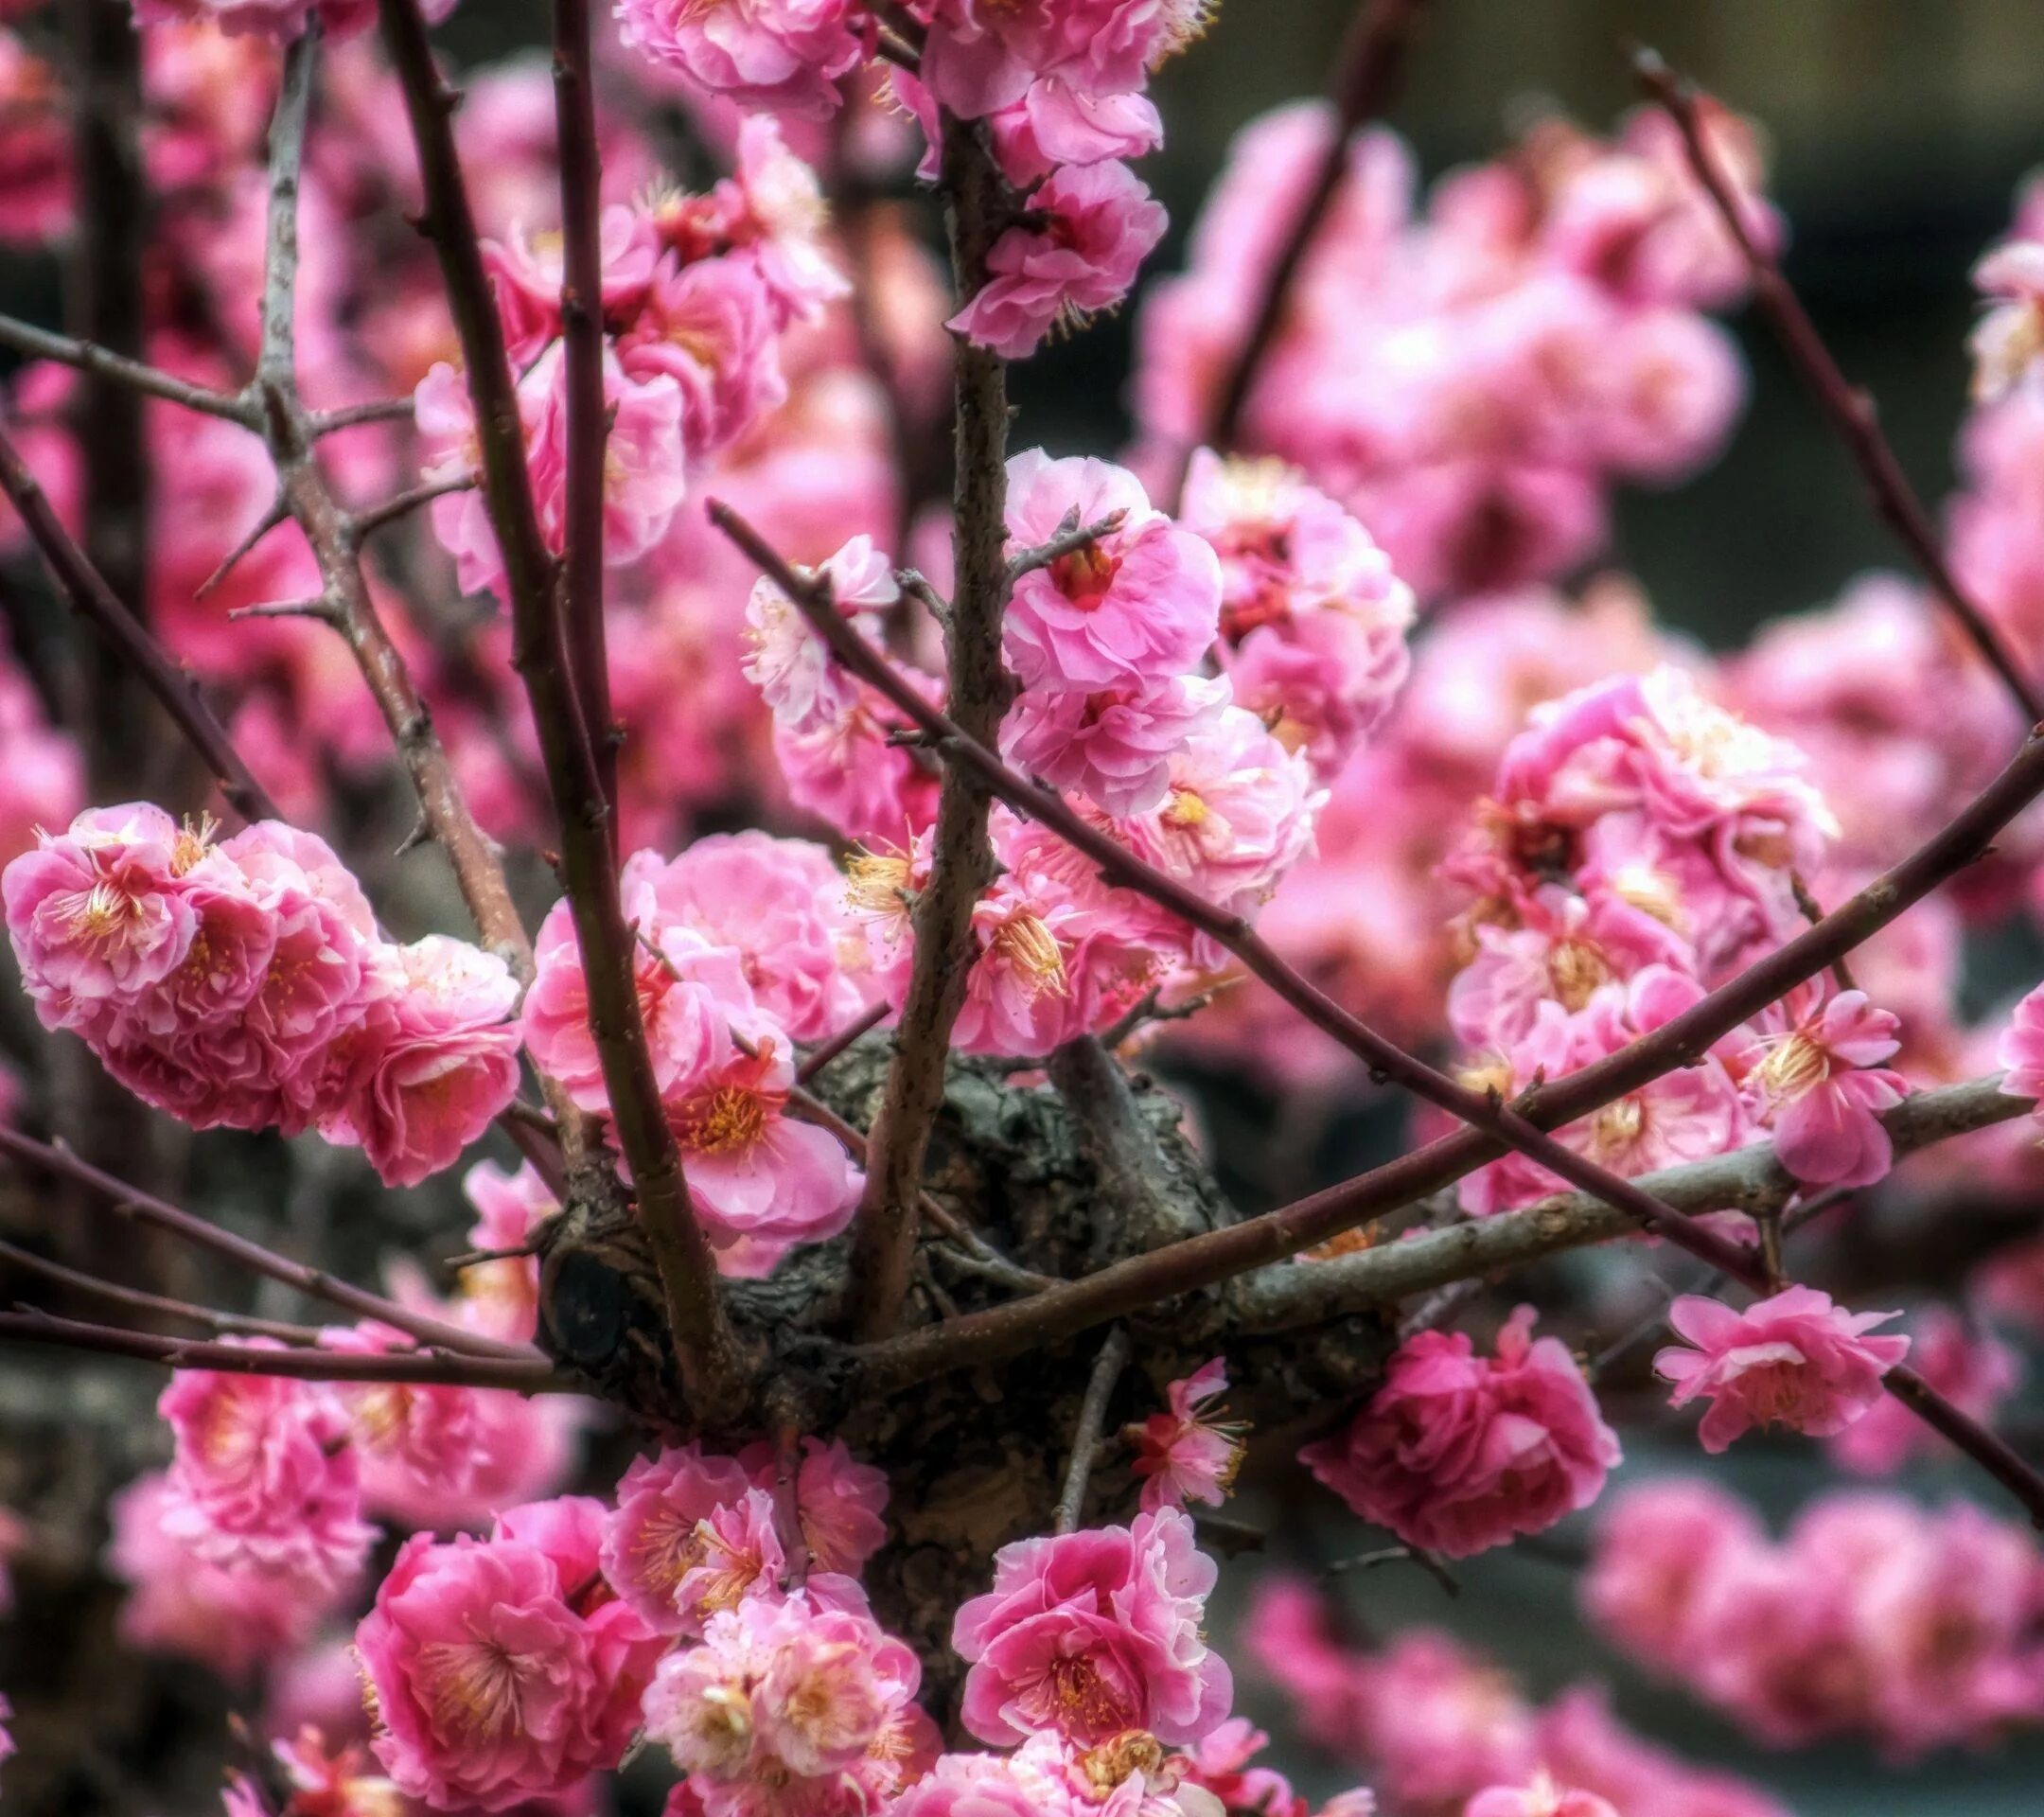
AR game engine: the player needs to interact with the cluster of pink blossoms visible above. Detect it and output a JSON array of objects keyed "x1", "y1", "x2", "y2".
[
  {"x1": 1245, "y1": 1577, "x2": 1788, "y2": 1817},
  {"x1": 745, "y1": 446, "x2": 1406, "y2": 1057},
  {"x1": 2, "y1": 806, "x2": 520, "y2": 1185},
  {"x1": 1427, "y1": 667, "x2": 1926, "y2": 1211},
  {"x1": 132, "y1": 0, "x2": 457, "y2": 43},
  {"x1": 110, "y1": 1160, "x2": 580, "y2": 1685},
  {"x1": 1298, "y1": 1307, "x2": 1619, "y2": 1559},
  {"x1": 520, "y1": 831, "x2": 874, "y2": 1273},
  {"x1": 616, "y1": 0, "x2": 1190, "y2": 359},
  {"x1": 1584, "y1": 1478, "x2": 2044, "y2": 1758},
  {"x1": 418, "y1": 115, "x2": 838, "y2": 601},
  {"x1": 1136, "y1": 103, "x2": 1769, "y2": 602}
]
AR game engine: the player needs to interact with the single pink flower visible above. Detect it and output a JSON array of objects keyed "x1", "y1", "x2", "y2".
[
  {"x1": 1971, "y1": 238, "x2": 2044, "y2": 401},
  {"x1": 734, "y1": 1434, "x2": 890, "y2": 1577},
  {"x1": 1001, "y1": 674, "x2": 1233, "y2": 820},
  {"x1": 952, "y1": 1505, "x2": 1232, "y2": 1748},
  {"x1": 601, "y1": 1441, "x2": 784, "y2": 1637},
  {"x1": 357, "y1": 1499, "x2": 663, "y2": 1811},
  {"x1": 949, "y1": 162, "x2": 1168, "y2": 360},
  {"x1": 1129, "y1": 1357, "x2": 1247, "y2": 1513},
  {"x1": 321, "y1": 935, "x2": 522, "y2": 1188},
  {"x1": 1739, "y1": 982, "x2": 1907, "y2": 1189},
  {"x1": 1464, "y1": 1776, "x2": 1617, "y2": 1817},
  {"x1": 620, "y1": 254, "x2": 789, "y2": 458},
  {"x1": 1579, "y1": 1478, "x2": 1766, "y2": 1675},
  {"x1": 1654, "y1": 1285, "x2": 1910, "y2": 1453},
  {"x1": 614, "y1": 0, "x2": 862, "y2": 119},
  {"x1": 157, "y1": 1356, "x2": 377, "y2": 1587},
  {"x1": 1002, "y1": 450, "x2": 1221, "y2": 697},
  {"x1": 1997, "y1": 979, "x2": 2044, "y2": 1105},
  {"x1": 1298, "y1": 1308, "x2": 1620, "y2": 1559},
  {"x1": 484, "y1": 204, "x2": 661, "y2": 366}
]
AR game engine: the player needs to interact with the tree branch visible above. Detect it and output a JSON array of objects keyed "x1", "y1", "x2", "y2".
[
  {"x1": 843, "y1": 114, "x2": 1013, "y2": 1340},
  {"x1": 0, "y1": 1125, "x2": 544, "y2": 1363},
  {"x1": 1054, "y1": 1324, "x2": 1130, "y2": 1534},
  {"x1": 552, "y1": 0, "x2": 619, "y2": 820},
  {"x1": 0, "y1": 1237, "x2": 328, "y2": 1346},
  {"x1": 1635, "y1": 45, "x2": 2044, "y2": 725},
  {"x1": 378, "y1": 0, "x2": 745, "y2": 1420},
  {"x1": 0, "y1": 312, "x2": 254, "y2": 423},
  {"x1": 0, "y1": 1308, "x2": 570, "y2": 1391},
  {"x1": 1201, "y1": 0, "x2": 1428, "y2": 456},
  {"x1": 0, "y1": 422, "x2": 279, "y2": 822}
]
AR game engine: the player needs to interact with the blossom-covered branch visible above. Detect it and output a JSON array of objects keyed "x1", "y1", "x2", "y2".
[
  {"x1": 377, "y1": 0, "x2": 744, "y2": 1416},
  {"x1": 844, "y1": 115, "x2": 1013, "y2": 1340}
]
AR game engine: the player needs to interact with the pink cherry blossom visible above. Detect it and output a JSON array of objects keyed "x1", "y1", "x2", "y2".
[
  {"x1": 601, "y1": 1442, "x2": 776, "y2": 1635},
  {"x1": 157, "y1": 1357, "x2": 377, "y2": 1587},
  {"x1": 1001, "y1": 674, "x2": 1233, "y2": 820},
  {"x1": 132, "y1": 0, "x2": 457, "y2": 41},
  {"x1": 485, "y1": 205, "x2": 662, "y2": 365},
  {"x1": 4, "y1": 803, "x2": 202, "y2": 1021},
  {"x1": 1737, "y1": 981, "x2": 1907, "y2": 1190},
  {"x1": 321, "y1": 935, "x2": 521, "y2": 1189},
  {"x1": 731, "y1": 1434, "x2": 890, "y2": 1577},
  {"x1": 1464, "y1": 1776, "x2": 1616, "y2": 1817},
  {"x1": 743, "y1": 533, "x2": 902, "y2": 735},
  {"x1": 0, "y1": 31, "x2": 68, "y2": 245},
  {"x1": 952, "y1": 1505, "x2": 1232, "y2": 1748},
  {"x1": 621, "y1": 254, "x2": 789, "y2": 457},
  {"x1": 950, "y1": 161, "x2": 1168, "y2": 360},
  {"x1": 917, "y1": 0, "x2": 1200, "y2": 119},
  {"x1": 714, "y1": 116, "x2": 851, "y2": 324},
  {"x1": 641, "y1": 1584, "x2": 933, "y2": 1817},
  {"x1": 1003, "y1": 451, "x2": 1221, "y2": 696},
  {"x1": 643, "y1": 831, "x2": 868, "y2": 1044},
  {"x1": 989, "y1": 77, "x2": 1166, "y2": 186},
  {"x1": 356, "y1": 1499, "x2": 664, "y2": 1811},
  {"x1": 1971, "y1": 238, "x2": 2044, "y2": 401},
  {"x1": 108, "y1": 1471, "x2": 331, "y2": 1680},
  {"x1": 614, "y1": 0, "x2": 862, "y2": 119},
  {"x1": 1298, "y1": 1307, "x2": 1620, "y2": 1559},
  {"x1": 1654, "y1": 1285, "x2": 1910, "y2": 1452},
  {"x1": 1997, "y1": 978, "x2": 2044, "y2": 1108},
  {"x1": 1579, "y1": 1477, "x2": 1766, "y2": 1675},
  {"x1": 1129, "y1": 1357, "x2": 1247, "y2": 1513}
]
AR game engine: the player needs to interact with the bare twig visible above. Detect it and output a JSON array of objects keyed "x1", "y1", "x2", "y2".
[
  {"x1": 351, "y1": 472, "x2": 474, "y2": 539},
  {"x1": 1007, "y1": 510, "x2": 1127, "y2": 581},
  {"x1": 796, "y1": 1000, "x2": 890, "y2": 1083},
  {"x1": 0, "y1": 1239, "x2": 326, "y2": 1346},
  {"x1": 0, "y1": 313, "x2": 254, "y2": 424},
  {"x1": 0, "y1": 422, "x2": 280, "y2": 822},
  {"x1": 0, "y1": 1308, "x2": 570, "y2": 1391},
  {"x1": 1201, "y1": 0, "x2": 1429, "y2": 455},
  {"x1": 1635, "y1": 45, "x2": 2044, "y2": 724},
  {"x1": 843, "y1": 114, "x2": 1013, "y2": 1341},
  {"x1": 1054, "y1": 1325, "x2": 1130, "y2": 1534},
  {"x1": 308, "y1": 396, "x2": 418, "y2": 435},
  {"x1": 194, "y1": 493, "x2": 291, "y2": 600},
  {"x1": 0, "y1": 1126, "x2": 544, "y2": 1363},
  {"x1": 379, "y1": 0, "x2": 744, "y2": 1418}
]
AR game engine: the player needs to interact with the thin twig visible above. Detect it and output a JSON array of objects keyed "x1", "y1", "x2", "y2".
[
  {"x1": 1635, "y1": 45, "x2": 2044, "y2": 724},
  {"x1": 843, "y1": 113, "x2": 1013, "y2": 1342},
  {"x1": 0, "y1": 1307, "x2": 570, "y2": 1390},
  {"x1": 0, "y1": 1239, "x2": 326, "y2": 1346},
  {"x1": 1201, "y1": 0, "x2": 1429, "y2": 456},
  {"x1": 0, "y1": 423, "x2": 280, "y2": 822},
  {"x1": 194, "y1": 493, "x2": 291, "y2": 600},
  {"x1": 796, "y1": 1000, "x2": 890, "y2": 1083},
  {"x1": 0, "y1": 1125, "x2": 543, "y2": 1363},
  {"x1": 1054, "y1": 1325, "x2": 1131, "y2": 1534},
  {"x1": 0, "y1": 313, "x2": 255, "y2": 424},
  {"x1": 351, "y1": 472, "x2": 474, "y2": 539},
  {"x1": 308, "y1": 396, "x2": 418, "y2": 435},
  {"x1": 379, "y1": 0, "x2": 744, "y2": 1418},
  {"x1": 1007, "y1": 510, "x2": 1127, "y2": 581}
]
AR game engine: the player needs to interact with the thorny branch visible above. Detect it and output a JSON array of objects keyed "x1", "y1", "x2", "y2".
[
  {"x1": 1635, "y1": 44, "x2": 2044, "y2": 726},
  {"x1": 844, "y1": 114, "x2": 1013, "y2": 1341},
  {"x1": 378, "y1": 0, "x2": 745, "y2": 1419}
]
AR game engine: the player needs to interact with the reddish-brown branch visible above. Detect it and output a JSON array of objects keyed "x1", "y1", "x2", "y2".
[
  {"x1": 0, "y1": 1308, "x2": 570, "y2": 1391},
  {"x1": 1635, "y1": 46, "x2": 2044, "y2": 724},
  {"x1": 379, "y1": 0, "x2": 745, "y2": 1419},
  {"x1": 710, "y1": 503, "x2": 2044, "y2": 1519},
  {"x1": 552, "y1": 0, "x2": 619, "y2": 820},
  {"x1": 844, "y1": 115, "x2": 1013, "y2": 1340},
  {"x1": 1201, "y1": 0, "x2": 1428, "y2": 455},
  {"x1": 0, "y1": 1126, "x2": 543, "y2": 1364},
  {"x1": 0, "y1": 422, "x2": 279, "y2": 823},
  {"x1": 0, "y1": 1238, "x2": 327, "y2": 1346},
  {"x1": 796, "y1": 1000, "x2": 890, "y2": 1084}
]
